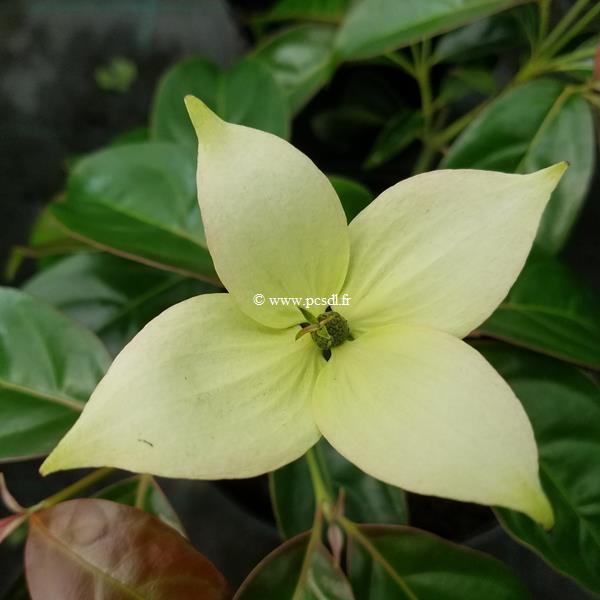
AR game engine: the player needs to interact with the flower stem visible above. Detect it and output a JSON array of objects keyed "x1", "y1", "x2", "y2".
[
  {"x1": 337, "y1": 515, "x2": 418, "y2": 600},
  {"x1": 29, "y1": 467, "x2": 114, "y2": 512},
  {"x1": 306, "y1": 446, "x2": 332, "y2": 509},
  {"x1": 538, "y1": 0, "x2": 591, "y2": 57},
  {"x1": 135, "y1": 473, "x2": 152, "y2": 509}
]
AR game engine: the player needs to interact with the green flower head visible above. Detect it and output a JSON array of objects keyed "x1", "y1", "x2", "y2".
[{"x1": 41, "y1": 96, "x2": 567, "y2": 528}]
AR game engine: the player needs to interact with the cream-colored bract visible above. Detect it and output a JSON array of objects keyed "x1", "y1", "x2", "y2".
[
  {"x1": 186, "y1": 96, "x2": 349, "y2": 329},
  {"x1": 41, "y1": 294, "x2": 322, "y2": 479},
  {"x1": 314, "y1": 323, "x2": 553, "y2": 527},
  {"x1": 41, "y1": 96, "x2": 567, "y2": 527},
  {"x1": 338, "y1": 166, "x2": 567, "y2": 338}
]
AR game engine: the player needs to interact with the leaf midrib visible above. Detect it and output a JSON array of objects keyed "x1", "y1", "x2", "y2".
[{"x1": 0, "y1": 379, "x2": 84, "y2": 412}]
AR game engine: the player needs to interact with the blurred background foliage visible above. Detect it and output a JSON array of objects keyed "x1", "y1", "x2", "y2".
[{"x1": 0, "y1": 0, "x2": 599, "y2": 598}]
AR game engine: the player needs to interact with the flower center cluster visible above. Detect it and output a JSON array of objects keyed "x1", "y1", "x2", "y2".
[{"x1": 310, "y1": 311, "x2": 350, "y2": 350}]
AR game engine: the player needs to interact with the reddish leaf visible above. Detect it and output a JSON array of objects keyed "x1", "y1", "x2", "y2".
[
  {"x1": 25, "y1": 498, "x2": 230, "y2": 600},
  {"x1": 0, "y1": 473, "x2": 25, "y2": 513},
  {"x1": 0, "y1": 513, "x2": 26, "y2": 544}
]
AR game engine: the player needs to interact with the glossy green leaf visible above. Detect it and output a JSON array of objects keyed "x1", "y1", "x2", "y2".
[
  {"x1": 25, "y1": 499, "x2": 229, "y2": 600},
  {"x1": 95, "y1": 475, "x2": 185, "y2": 536},
  {"x1": 348, "y1": 525, "x2": 530, "y2": 599},
  {"x1": 478, "y1": 343, "x2": 600, "y2": 595},
  {"x1": 329, "y1": 175, "x2": 373, "y2": 222},
  {"x1": 270, "y1": 440, "x2": 408, "y2": 539},
  {"x1": 260, "y1": 0, "x2": 351, "y2": 24},
  {"x1": 49, "y1": 142, "x2": 219, "y2": 283},
  {"x1": 336, "y1": 0, "x2": 521, "y2": 59},
  {"x1": 235, "y1": 533, "x2": 354, "y2": 599},
  {"x1": 0, "y1": 288, "x2": 109, "y2": 462},
  {"x1": 443, "y1": 78, "x2": 595, "y2": 253},
  {"x1": 479, "y1": 253, "x2": 600, "y2": 368},
  {"x1": 253, "y1": 24, "x2": 336, "y2": 114},
  {"x1": 364, "y1": 110, "x2": 423, "y2": 168},
  {"x1": 151, "y1": 57, "x2": 289, "y2": 150},
  {"x1": 23, "y1": 253, "x2": 216, "y2": 355},
  {"x1": 5, "y1": 208, "x2": 87, "y2": 280}
]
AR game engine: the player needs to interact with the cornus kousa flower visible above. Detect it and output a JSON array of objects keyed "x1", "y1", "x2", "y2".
[{"x1": 42, "y1": 96, "x2": 566, "y2": 528}]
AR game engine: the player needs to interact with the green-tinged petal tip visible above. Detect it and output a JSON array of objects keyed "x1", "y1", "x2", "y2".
[
  {"x1": 537, "y1": 161, "x2": 569, "y2": 184},
  {"x1": 527, "y1": 484, "x2": 555, "y2": 530},
  {"x1": 184, "y1": 95, "x2": 223, "y2": 140}
]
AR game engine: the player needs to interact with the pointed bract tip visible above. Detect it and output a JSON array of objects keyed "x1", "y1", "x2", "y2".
[
  {"x1": 184, "y1": 95, "x2": 223, "y2": 141},
  {"x1": 539, "y1": 161, "x2": 569, "y2": 183},
  {"x1": 526, "y1": 484, "x2": 555, "y2": 530}
]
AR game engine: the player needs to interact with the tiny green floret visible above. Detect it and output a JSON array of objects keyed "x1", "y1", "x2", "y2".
[{"x1": 310, "y1": 311, "x2": 350, "y2": 350}]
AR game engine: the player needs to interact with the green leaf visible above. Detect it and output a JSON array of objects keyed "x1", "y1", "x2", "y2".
[
  {"x1": 25, "y1": 499, "x2": 229, "y2": 599},
  {"x1": 348, "y1": 525, "x2": 530, "y2": 599},
  {"x1": 5, "y1": 208, "x2": 88, "y2": 280},
  {"x1": 95, "y1": 475, "x2": 185, "y2": 536},
  {"x1": 0, "y1": 288, "x2": 110, "y2": 462},
  {"x1": 270, "y1": 440, "x2": 408, "y2": 539},
  {"x1": 23, "y1": 253, "x2": 216, "y2": 355},
  {"x1": 329, "y1": 175, "x2": 373, "y2": 222},
  {"x1": 437, "y1": 67, "x2": 496, "y2": 104},
  {"x1": 234, "y1": 533, "x2": 354, "y2": 599},
  {"x1": 442, "y1": 78, "x2": 596, "y2": 253},
  {"x1": 477, "y1": 343, "x2": 600, "y2": 595},
  {"x1": 433, "y1": 13, "x2": 523, "y2": 63},
  {"x1": 253, "y1": 24, "x2": 336, "y2": 114},
  {"x1": 479, "y1": 252, "x2": 600, "y2": 368},
  {"x1": 260, "y1": 0, "x2": 351, "y2": 24},
  {"x1": 335, "y1": 0, "x2": 522, "y2": 59},
  {"x1": 364, "y1": 110, "x2": 423, "y2": 169},
  {"x1": 49, "y1": 142, "x2": 219, "y2": 283},
  {"x1": 151, "y1": 56, "x2": 289, "y2": 150}
]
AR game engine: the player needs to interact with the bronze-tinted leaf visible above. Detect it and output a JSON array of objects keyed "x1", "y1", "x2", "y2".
[{"x1": 25, "y1": 498, "x2": 229, "y2": 600}]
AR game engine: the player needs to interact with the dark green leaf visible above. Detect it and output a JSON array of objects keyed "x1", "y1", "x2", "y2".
[
  {"x1": 479, "y1": 253, "x2": 600, "y2": 368},
  {"x1": 111, "y1": 126, "x2": 149, "y2": 146},
  {"x1": 270, "y1": 440, "x2": 408, "y2": 539},
  {"x1": 477, "y1": 343, "x2": 600, "y2": 595},
  {"x1": 443, "y1": 78, "x2": 596, "y2": 253},
  {"x1": 23, "y1": 253, "x2": 217, "y2": 355},
  {"x1": 437, "y1": 67, "x2": 496, "y2": 105},
  {"x1": 433, "y1": 13, "x2": 523, "y2": 63},
  {"x1": 260, "y1": 0, "x2": 351, "y2": 24},
  {"x1": 95, "y1": 475, "x2": 185, "y2": 536},
  {"x1": 151, "y1": 57, "x2": 289, "y2": 150},
  {"x1": 336, "y1": 0, "x2": 522, "y2": 59},
  {"x1": 329, "y1": 176, "x2": 373, "y2": 222},
  {"x1": 364, "y1": 110, "x2": 423, "y2": 168},
  {"x1": 50, "y1": 142, "x2": 219, "y2": 283},
  {"x1": 5, "y1": 208, "x2": 88, "y2": 280},
  {"x1": 25, "y1": 499, "x2": 229, "y2": 600},
  {"x1": 0, "y1": 288, "x2": 109, "y2": 461},
  {"x1": 235, "y1": 533, "x2": 354, "y2": 599},
  {"x1": 253, "y1": 24, "x2": 336, "y2": 114},
  {"x1": 348, "y1": 525, "x2": 530, "y2": 599}
]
